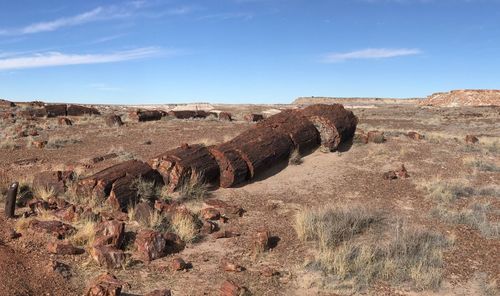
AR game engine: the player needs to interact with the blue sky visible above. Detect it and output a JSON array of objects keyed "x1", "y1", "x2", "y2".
[{"x1": 0, "y1": 0, "x2": 499, "y2": 104}]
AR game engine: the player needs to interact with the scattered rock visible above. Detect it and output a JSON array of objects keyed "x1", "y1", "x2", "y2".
[
  {"x1": 47, "y1": 241, "x2": 84, "y2": 255},
  {"x1": 129, "y1": 110, "x2": 163, "y2": 122},
  {"x1": 133, "y1": 202, "x2": 155, "y2": 225},
  {"x1": 53, "y1": 205, "x2": 77, "y2": 222},
  {"x1": 93, "y1": 220, "x2": 125, "y2": 248},
  {"x1": 220, "y1": 280, "x2": 249, "y2": 296},
  {"x1": 47, "y1": 260, "x2": 72, "y2": 279},
  {"x1": 407, "y1": 131, "x2": 424, "y2": 140},
  {"x1": 219, "y1": 112, "x2": 232, "y2": 121},
  {"x1": 221, "y1": 260, "x2": 244, "y2": 272},
  {"x1": 214, "y1": 229, "x2": 241, "y2": 239},
  {"x1": 32, "y1": 170, "x2": 75, "y2": 195},
  {"x1": 85, "y1": 273, "x2": 125, "y2": 296},
  {"x1": 383, "y1": 164, "x2": 409, "y2": 180},
  {"x1": 367, "y1": 130, "x2": 385, "y2": 143},
  {"x1": 254, "y1": 228, "x2": 271, "y2": 252},
  {"x1": 29, "y1": 220, "x2": 75, "y2": 239},
  {"x1": 200, "y1": 220, "x2": 218, "y2": 235},
  {"x1": 244, "y1": 113, "x2": 264, "y2": 122},
  {"x1": 164, "y1": 232, "x2": 185, "y2": 254},
  {"x1": 105, "y1": 115, "x2": 123, "y2": 127},
  {"x1": 200, "y1": 207, "x2": 221, "y2": 220},
  {"x1": 144, "y1": 289, "x2": 172, "y2": 296},
  {"x1": 90, "y1": 245, "x2": 127, "y2": 269},
  {"x1": 91, "y1": 153, "x2": 118, "y2": 164},
  {"x1": 32, "y1": 140, "x2": 47, "y2": 149},
  {"x1": 171, "y1": 257, "x2": 187, "y2": 271},
  {"x1": 135, "y1": 230, "x2": 167, "y2": 262},
  {"x1": 203, "y1": 199, "x2": 244, "y2": 219},
  {"x1": 58, "y1": 117, "x2": 73, "y2": 126},
  {"x1": 260, "y1": 266, "x2": 279, "y2": 277},
  {"x1": 465, "y1": 135, "x2": 479, "y2": 144}
]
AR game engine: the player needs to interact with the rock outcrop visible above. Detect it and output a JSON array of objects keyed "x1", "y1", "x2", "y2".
[{"x1": 420, "y1": 89, "x2": 500, "y2": 107}]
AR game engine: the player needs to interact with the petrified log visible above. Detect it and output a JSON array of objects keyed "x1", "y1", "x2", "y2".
[
  {"x1": 244, "y1": 113, "x2": 264, "y2": 122},
  {"x1": 33, "y1": 171, "x2": 75, "y2": 195},
  {"x1": 58, "y1": 117, "x2": 73, "y2": 126},
  {"x1": 67, "y1": 105, "x2": 100, "y2": 116},
  {"x1": 257, "y1": 109, "x2": 320, "y2": 154},
  {"x1": 5, "y1": 182, "x2": 18, "y2": 218},
  {"x1": 150, "y1": 144, "x2": 220, "y2": 191},
  {"x1": 208, "y1": 144, "x2": 249, "y2": 188},
  {"x1": 129, "y1": 110, "x2": 163, "y2": 122},
  {"x1": 78, "y1": 160, "x2": 163, "y2": 199},
  {"x1": 45, "y1": 104, "x2": 68, "y2": 117},
  {"x1": 219, "y1": 112, "x2": 232, "y2": 121},
  {"x1": 227, "y1": 127, "x2": 294, "y2": 178},
  {"x1": 301, "y1": 104, "x2": 358, "y2": 151},
  {"x1": 168, "y1": 110, "x2": 209, "y2": 119},
  {"x1": 0, "y1": 99, "x2": 15, "y2": 108},
  {"x1": 105, "y1": 115, "x2": 123, "y2": 127}
]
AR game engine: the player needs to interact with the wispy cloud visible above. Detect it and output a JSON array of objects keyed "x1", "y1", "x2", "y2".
[
  {"x1": 0, "y1": 47, "x2": 164, "y2": 70},
  {"x1": 198, "y1": 12, "x2": 254, "y2": 21},
  {"x1": 0, "y1": 1, "x2": 194, "y2": 36},
  {"x1": 323, "y1": 48, "x2": 422, "y2": 62}
]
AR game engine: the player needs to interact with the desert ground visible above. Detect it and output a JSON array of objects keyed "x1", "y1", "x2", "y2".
[{"x1": 0, "y1": 97, "x2": 498, "y2": 296}]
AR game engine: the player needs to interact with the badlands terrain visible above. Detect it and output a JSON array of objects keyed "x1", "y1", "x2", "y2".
[{"x1": 0, "y1": 90, "x2": 499, "y2": 296}]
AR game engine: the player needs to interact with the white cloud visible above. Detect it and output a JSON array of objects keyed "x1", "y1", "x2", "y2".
[
  {"x1": 0, "y1": 47, "x2": 163, "y2": 70},
  {"x1": 323, "y1": 48, "x2": 422, "y2": 62},
  {"x1": 0, "y1": 1, "x2": 191, "y2": 36}
]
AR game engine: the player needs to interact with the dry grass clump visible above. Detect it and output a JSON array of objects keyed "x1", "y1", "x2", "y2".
[
  {"x1": 107, "y1": 146, "x2": 136, "y2": 161},
  {"x1": 69, "y1": 219, "x2": 97, "y2": 248},
  {"x1": 295, "y1": 206, "x2": 450, "y2": 292},
  {"x1": 131, "y1": 178, "x2": 161, "y2": 202},
  {"x1": 0, "y1": 171, "x2": 10, "y2": 202},
  {"x1": 417, "y1": 179, "x2": 475, "y2": 203},
  {"x1": 179, "y1": 179, "x2": 208, "y2": 201},
  {"x1": 45, "y1": 136, "x2": 81, "y2": 149},
  {"x1": 171, "y1": 212, "x2": 199, "y2": 242},
  {"x1": 463, "y1": 157, "x2": 500, "y2": 172},
  {"x1": 431, "y1": 203, "x2": 499, "y2": 238},
  {"x1": 33, "y1": 186, "x2": 56, "y2": 201},
  {"x1": 0, "y1": 137, "x2": 18, "y2": 150},
  {"x1": 295, "y1": 205, "x2": 380, "y2": 248},
  {"x1": 289, "y1": 148, "x2": 303, "y2": 165}
]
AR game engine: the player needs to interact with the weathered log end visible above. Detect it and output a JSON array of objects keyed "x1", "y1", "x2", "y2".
[
  {"x1": 208, "y1": 145, "x2": 249, "y2": 188},
  {"x1": 302, "y1": 104, "x2": 358, "y2": 151}
]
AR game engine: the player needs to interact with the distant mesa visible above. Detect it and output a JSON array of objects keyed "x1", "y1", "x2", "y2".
[
  {"x1": 293, "y1": 96, "x2": 421, "y2": 106},
  {"x1": 420, "y1": 89, "x2": 500, "y2": 107}
]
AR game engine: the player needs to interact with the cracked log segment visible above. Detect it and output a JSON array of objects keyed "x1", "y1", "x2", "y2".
[
  {"x1": 44, "y1": 104, "x2": 68, "y2": 117},
  {"x1": 257, "y1": 109, "x2": 321, "y2": 154},
  {"x1": 301, "y1": 104, "x2": 358, "y2": 152},
  {"x1": 208, "y1": 143, "x2": 249, "y2": 188},
  {"x1": 224, "y1": 126, "x2": 294, "y2": 179},
  {"x1": 149, "y1": 144, "x2": 220, "y2": 192},
  {"x1": 33, "y1": 171, "x2": 75, "y2": 195},
  {"x1": 78, "y1": 160, "x2": 164, "y2": 211},
  {"x1": 168, "y1": 110, "x2": 210, "y2": 119},
  {"x1": 67, "y1": 105, "x2": 100, "y2": 116},
  {"x1": 128, "y1": 110, "x2": 164, "y2": 122}
]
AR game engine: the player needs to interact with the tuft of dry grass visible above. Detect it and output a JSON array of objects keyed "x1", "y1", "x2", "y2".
[
  {"x1": 295, "y1": 205, "x2": 380, "y2": 249},
  {"x1": 131, "y1": 178, "x2": 160, "y2": 202},
  {"x1": 417, "y1": 179, "x2": 475, "y2": 203},
  {"x1": 179, "y1": 178, "x2": 208, "y2": 201},
  {"x1": 431, "y1": 203, "x2": 499, "y2": 238},
  {"x1": 45, "y1": 136, "x2": 81, "y2": 149},
  {"x1": 296, "y1": 206, "x2": 450, "y2": 292},
  {"x1": 0, "y1": 171, "x2": 10, "y2": 201},
  {"x1": 463, "y1": 157, "x2": 500, "y2": 172},
  {"x1": 0, "y1": 137, "x2": 18, "y2": 150},
  {"x1": 34, "y1": 186, "x2": 56, "y2": 201},
  {"x1": 69, "y1": 219, "x2": 97, "y2": 248},
  {"x1": 171, "y1": 212, "x2": 199, "y2": 242}
]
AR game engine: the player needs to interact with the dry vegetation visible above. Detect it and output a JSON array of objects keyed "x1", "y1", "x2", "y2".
[{"x1": 295, "y1": 205, "x2": 450, "y2": 292}]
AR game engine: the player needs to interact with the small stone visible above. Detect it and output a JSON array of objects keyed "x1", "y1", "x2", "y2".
[
  {"x1": 171, "y1": 257, "x2": 187, "y2": 271},
  {"x1": 85, "y1": 273, "x2": 125, "y2": 296},
  {"x1": 220, "y1": 280, "x2": 249, "y2": 296},
  {"x1": 221, "y1": 260, "x2": 244, "y2": 272},
  {"x1": 201, "y1": 207, "x2": 220, "y2": 220},
  {"x1": 47, "y1": 241, "x2": 84, "y2": 255},
  {"x1": 144, "y1": 289, "x2": 172, "y2": 296}
]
